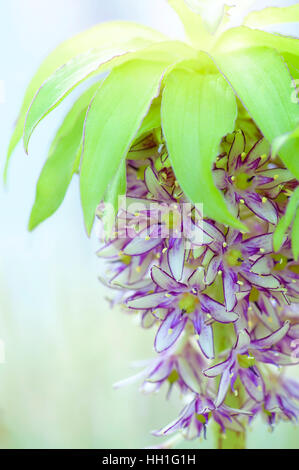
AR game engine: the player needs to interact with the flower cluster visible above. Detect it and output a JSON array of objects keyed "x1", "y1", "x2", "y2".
[{"x1": 97, "y1": 129, "x2": 299, "y2": 446}]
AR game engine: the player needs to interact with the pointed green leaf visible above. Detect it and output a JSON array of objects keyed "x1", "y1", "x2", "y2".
[
  {"x1": 216, "y1": 26, "x2": 299, "y2": 58},
  {"x1": 28, "y1": 83, "x2": 100, "y2": 230},
  {"x1": 272, "y1": 125, "x2": 299, "y2": 159},
  {"x1": 273, "y1": 186, "x2": 299, "y2": 252},
  {"x1": 80, "y1": 59, "x2": 169, "y2": 235},
  {"x1": 5, "y1": 21, "x2": 167, "y2": 179},
  {"x1": 244, "y1": 4, "x2": 299, "y2": 28},
  {"x1": 102, "y1": 160, "x2": 126, "y2": 238},
  {"x1": 214, "y1": 47, "x2": 299, "y2": 179},
  {"x1": 133, "y1": 97, "x2": 161, "y2": 142},
  {"x1": 23, "y1": 40, "x2": 196, "y2": 154},
  {"x1": 161, "y1": 59, "x2": 245, "y2": 230},
  {"x1": 167, "y1": 0, "x2": 212, "y2": 49},
  {"x1": 23, "y1": 46, "x2": 140, "y2": 153},
  {"x1": 184, "y1": 0, "x2": 226, "y2": 34}
]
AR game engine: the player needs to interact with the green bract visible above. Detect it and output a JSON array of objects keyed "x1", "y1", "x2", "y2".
[{"x1": 6, "y1": 0, "x2": 299, "y2": 236}]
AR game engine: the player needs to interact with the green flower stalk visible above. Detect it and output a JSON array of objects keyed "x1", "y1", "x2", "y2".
[{"x1": 6, "y1": 0, "x2": 299, "y2": 449}]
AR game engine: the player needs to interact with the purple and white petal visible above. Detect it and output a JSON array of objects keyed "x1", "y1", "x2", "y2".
[
  {"x1": 151, "y1": 266, "x2": 185, "y2": 291},
  {"x1": 239, "y1": 368, "x2": 264, "y2": 402},
  {"x1": 177, "y1": 357, "x2": 202, "y2": 393},
  {"x1": 201, "y1": 295, "x2": 239, "y2": 323},
  {"x1": 168, "y1": 238, "x2": 185, "y2": 281},
  {"x1": 253, "y1": 321, "x2": 290, "y2": 349},
  {"x1": 127, "y1": 292, "x2": 171, "y2": 310},
  {"x1": 245, "y1": 192, "x2": 278, "y2": 224},
  {"x1": 204, "y1": 357, "x2": 232, "y2": 377},
  {"x1": 242, "y1": 233, "x2": 273, "y2": 256},
  {"x1": 222, "y1": 269, "x2": 239, "y2": 311},
  {"x1": 205, "y1": 255, "x2": 222, "y2": 285},
  {"x1": 155, "y1": 310, "x2": 187, "y2": 353},
  {"x1": 188, "y1": 267, "x2": 205, "y2": 290},
  {"x1": 242, "y1": 271, "x2": 281, "y2": 290},
  {"x1": 215, "y1": 368, "x2": 232, "y2": 407}
]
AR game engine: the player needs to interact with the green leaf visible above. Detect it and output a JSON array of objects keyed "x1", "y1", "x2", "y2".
[
  {"x1": 5, "y1": 20, "x2": 167, "y2": 179},
  {"x1": 183, "y1": 0, "x2": 226, "y2": 34},
  {"x1": 214, "y1": 47, "x2": 299, "y2": 179},
  {"x1": 244, "y1": 4, "x2": 299, "y2": 28},
  {"x1": 167, "y1": 0, "x2": 212, "y2": 49},
  {"x1": 28, "y1": 83, "x2": 99, "y2": 230},
  {"x1": 161, "y1": 59, "x2": 245, "y2": 230},
  {"x1": 273, "y1": 186, "x2": 299, "y2": 252},
  {"x1": 80, "y1": 59, "x2": 170, "y2": 235},
  {"x1": 23, "y1": 47, "x2": 139, "y2": 153},
  {"x1": 292, "y1": 209, "x2": 299, "y2": 261},
  {"x1": 215, "y1": 26, "x2": 299, "y2": 58},
  {"x1": 102, "y1": 159, "x2": 126, "y2": 238},
  {"x1": 272, "y1": 125, "x2": 299, "y2": 159},
  {"x1": 23, "y1": 40, "x2": 196, "y2": 154},
  {"x1": 282, "y1": 52, "x2": 299, "y2": 80},
  {"x1": 133, "y1": 97, "x2": 161, "y2": 142}
]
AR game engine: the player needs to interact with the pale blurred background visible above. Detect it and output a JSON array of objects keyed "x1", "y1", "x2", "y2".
[{"x1": 0, "y1": 0, "x2": 298, "y2": 449}]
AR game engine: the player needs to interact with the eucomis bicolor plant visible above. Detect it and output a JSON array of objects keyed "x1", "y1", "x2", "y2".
[{"x1": 6, "y1": 0, "x2": 299, "y2": 449}]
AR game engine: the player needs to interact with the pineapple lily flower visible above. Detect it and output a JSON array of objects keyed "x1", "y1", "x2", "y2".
[
  {"x1": 205, "y1": 228, "x2": 282, "y2": 311},
  {"x1": 214, "y1": 134, "x2": 294, "y2": 224},
  {"x1": 6, "y1": 0, "x2": 299, "y2": 450},
  {"x1": 127, "y1": 266, "x2": 238, "y2": 357},
  {"x1": 204, "y1": 323, "x2": 292, "y2": 407},
  {"x1": 154, "y1": 394, "x2": 251, "y2": 440},
  {"x1": 246, "y1": 376, "x2": 299, "y2": 428},
  {"x1": 114, "y1": 342, "x2": 205, "y2": 397}
]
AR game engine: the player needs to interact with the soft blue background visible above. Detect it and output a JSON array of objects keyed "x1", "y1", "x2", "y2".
[{"x1": 0, "y1": 0, "x2": 298, "y2": 448}]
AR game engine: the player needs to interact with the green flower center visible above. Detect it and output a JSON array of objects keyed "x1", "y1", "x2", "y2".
[
  {"x1": 119, "y1": 254, "x2": 132, "y2": 265},
  {"x1": 168, "y1": 369, "x2": 179, "y2": 384},
  {"x1": 237, "y1": 354, "x2": 256, "y2": 368},
  {"x1": 195, "y1": 414, "x2": 207, "y2": 424},
  {"x1": 178, "y1": 293, "x2": 199, "y2": 314},
  {"x1": 234, "y1": 172, "x2": 253, "y2": 190},
  {"x1": 249, "y1": 287, "x2": 260, "y2": 302},
  {"x1": 272, "y1": 254, "x2": 288, "y2": 271},
  {"x1": 225, "y1": 249, "x2": 244, "y2": 267}
]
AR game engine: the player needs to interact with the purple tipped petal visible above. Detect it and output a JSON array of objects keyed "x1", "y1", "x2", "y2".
[
  {"x1": 201, "y1": 294, "x2": 239, "y2": 323},
  {"x1": 250, "y1": 256, "x2": 272, "y2": 275},
  {"x1": 197, "y1": 322, "x2": 215, "y2": 359},
  {"x1": 253, "y1": 321, "x2": 290, "y2": 349},
  {"x1": 124, "y1": 227, "x2": 163, "y2": 255},
  {"x1": 144, "y1": 166, "x2": 172, "y2": 201},
  {"x1": 205, "y1": 255, "x2": 221, "y2": 285},
  {"x1": 255, "y1": 349, "x2": 295, "y2": 366},
  {"x1": 242, "y1": 233, "x2": 273, "y2": 256},
  {"x1": 244, "y1": 137, "x2": 270, "y2": 168},
  {"x1": 204, "y1": 357, "x2": 232, "y2": 377},
  {"x1": 177, "y1": 357, "x2": 201, "y2": 393},
  {"x1": 188, "y1": 267, "x2": 205, "y2": 290},
  {"x1": 228, "y1": 130, "x2": 246, "y2": 172},
  {"x1": 151, "y1": 266, "x2": 186, "y2": 291},
  {"x1": 243, "y1": 271, "x2": 281, "y2": 290},
  {"x1": 215, "y1": 368, "x2": 231, "y2": 407},
  {"x1": 168, "y1": 238, "x2": 185, "y2": 281},
  {"x1": 155, "y1": 310, "x2": 187, "y2": 353},
  {"x1": 239, "y1": 368, "x2": 264, "y2": 402},
  {"x1": 257, "y1": 168, "x2": 294, "y2": 189},
  {"x1": 222, "y1": 269, "x2": 238, "y2": 311},
  {"x1": 213, "y1": 168, "x2": 227, "y2": 189},
  {"x1": 127, "y1": 292, "x2": 170, "y2": 310},
  {"x1": 244, "y1": 192, "x2": 278, "y2": 224}
]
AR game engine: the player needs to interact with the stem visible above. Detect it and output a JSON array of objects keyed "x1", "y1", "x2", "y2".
[
  {"x1": 214, "y1": 414, "x2": 246, "y2": 449},
  {"x1": 213, "y1": 324, "x2": 247, "y2": 450}
]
